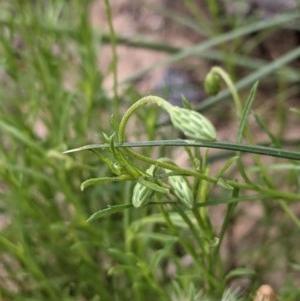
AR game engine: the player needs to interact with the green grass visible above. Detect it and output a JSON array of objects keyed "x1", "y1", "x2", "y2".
[{"x1": 1, "y1": 1, "x2": 300, "y2": 300}]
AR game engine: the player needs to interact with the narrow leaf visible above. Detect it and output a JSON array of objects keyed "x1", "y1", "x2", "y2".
[
  {"x1": 87, "y1": 204, "x2": 132, "y2": 222},
  {"x1": 237, "y1": 81, "x2": 258, "y2": 143},
  {"x1": 225, "y1": 267, "x2": 256, "y2": 281},
  {"x1": 81, "y1": 175, "x2": 130, "y2": 191},
  {"x1": 138, "y1": 177, "x2": 169, "y2": 194},
  {"x1": 64, "y1": 140, "x2": 300, "y2": 161}
]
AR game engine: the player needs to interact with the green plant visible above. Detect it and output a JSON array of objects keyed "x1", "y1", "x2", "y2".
[
  {"x1": 0, "y1": 1, "x2": 119, "y2": 300},
  {"x1": 1, "y1": 1, "x2": 300, "y2": 300},
  {"x1": 64, "y1": 68, "x2": 300, "y2": 300}
]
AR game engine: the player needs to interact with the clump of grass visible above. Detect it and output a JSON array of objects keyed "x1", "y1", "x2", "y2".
[{"x1": 0, "y1": 1, "x2": 118, "y2": 300}]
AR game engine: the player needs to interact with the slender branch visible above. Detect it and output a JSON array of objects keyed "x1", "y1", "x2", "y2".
[{"x1": 209, "y1": 66, "x2": 242, "y2": 117}]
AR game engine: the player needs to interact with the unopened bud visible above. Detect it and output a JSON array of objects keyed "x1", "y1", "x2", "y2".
[
  {"x1": 169, "y1": 106, "x2": 216, "y2": 141},
  {"x1": 168, "y1": 175, "x2": 194, "y2": 209},
  {"x1": 132, "y1": 165, "x2": 156, "y2": 208},
  {"x1": 132, "y1": 181, "x2": 154, "y2": 208},
  {"x1": 204, "y1": 71, "x2": 221, "y2": 96}
]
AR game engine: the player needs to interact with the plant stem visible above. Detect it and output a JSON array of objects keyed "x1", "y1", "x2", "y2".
[
  {"x1": 159, "y1": 205, "x2": 219, "y2": 291},
  {"x1": 210, "y1": 66, "x2": 242, "y2": 117},
  {"x1": 104, "y1": 0, "x2": 119, "y2": 116},
  {"x1": 118, "y1": 95, "x2": 172, "y2": 143}
]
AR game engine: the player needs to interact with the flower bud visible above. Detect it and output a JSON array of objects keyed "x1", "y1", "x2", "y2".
[
  {"x1": 168, "y1": 175, "x2": 194, "y2": 209},
  {"x1": 204, "y1": 71, "x2": 221, "y2": 96},
  {"x1": 169, "y1": 106, "x2": 216, "y2": 141},
  {"x1": 132, "y1": 165, "x2": 156, "y2": 208},
  {"x1": 132, "y1": 180, "x2": 154, "y2": 208}
]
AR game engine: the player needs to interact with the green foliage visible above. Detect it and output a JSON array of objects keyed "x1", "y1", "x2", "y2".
[{"x1": 1, "y1": 1, "x2": 300, "y2": 301}]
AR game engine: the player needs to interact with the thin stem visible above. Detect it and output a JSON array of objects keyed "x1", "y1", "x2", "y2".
[
  {"x1": 279, "y1": 200, "x2": 300, "y2": 229},
  {"x1": 118, "y1": 95, "x2": 172, "y2": 143},
  {"x1": 159, "y1": 205, "x2": 219, "y2": 290},
  {"x1": 125, "y1": 150, "x2": 217, "y2": 183},
  {"x1": 173, "y1": 204, "x2": 207, "y2": 256},
  {"x1": 210, "y1": 66, "x2": 242, "y2": 118},
  {"x1": 104, "y1": 0, "x2": 119, "y2": 115}
]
